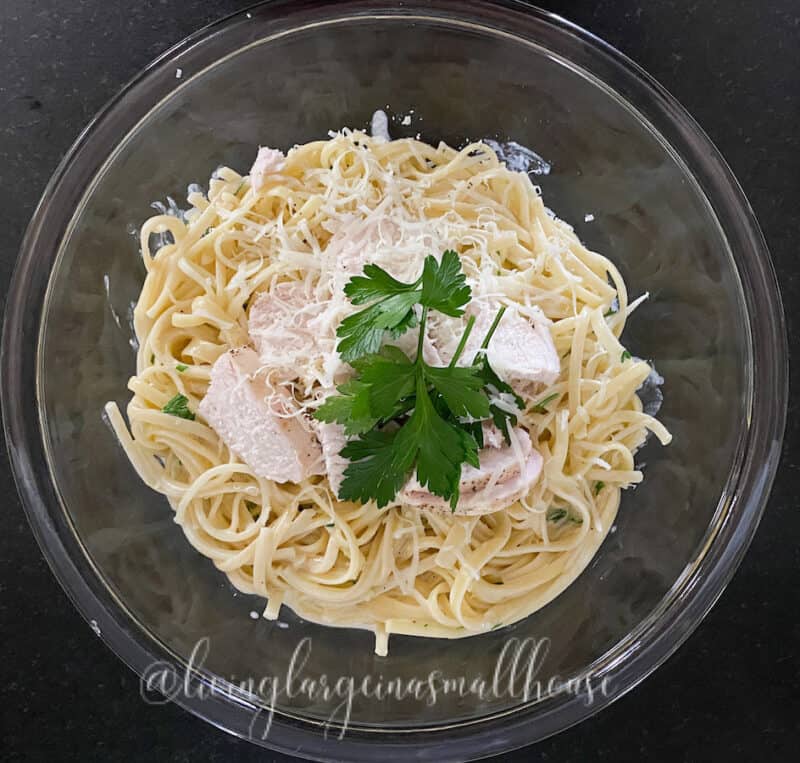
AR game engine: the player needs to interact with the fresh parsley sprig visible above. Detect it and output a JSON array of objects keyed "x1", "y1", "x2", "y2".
[
  {"x1": 319, "y1": 307, "x2": 488, "y2": 509},
  {"x1": 315, "y1": 251, "x2": 522, "y2": 510}
]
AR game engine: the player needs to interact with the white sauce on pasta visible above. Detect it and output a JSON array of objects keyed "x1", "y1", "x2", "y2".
[{"x1": 106, "y1": 130, "x2": 671, "y2": 655}]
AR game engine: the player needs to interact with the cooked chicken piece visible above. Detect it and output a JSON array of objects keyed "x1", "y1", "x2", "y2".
[
  {"x1": 480, "y1": 421, "x2": 507, "y2": 449},
  {"x1": 249, "y1": 147, "x2": 285, "y2": 191},
  {"x1": 249, "y1": 281, "x2": 324, "y2": 370},
  {"x1": 198, "y1": 347, "x2": 322, "y2": 483},
  {"x1": 314, "y1": 419, "x2": 349, "y2": 496},
  {"x1": 303, "y1": 213, "x2": 448, "y2": 371},
  {"x1": 396, "y1": 426, "x2": 542, "y2": 515},
  {"x1": 325, "y1": 213, "x2": 405, "y2": 293},
  {"x1": 432, "y1": 302, "x2": 560, "y2": 390}
]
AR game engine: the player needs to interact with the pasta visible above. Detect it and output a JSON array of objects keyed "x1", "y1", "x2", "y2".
[{"x1": 106, "y1": 129, "x2": 671, "y2": 655}]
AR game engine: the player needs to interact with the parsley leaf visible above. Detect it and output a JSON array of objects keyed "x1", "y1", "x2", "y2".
[
  {"x1": 594, "y1": 481, "x2": 605, "y2": 495},
  {"x1": 314, "y1": 380, "x2": 377, "y2": 435},
  {"x1": 162, "y1": 394, "x2": 195, "y2": 420},
  {"x1": 456, "y1": 426, "x2": 481, "y2": 470},
  {"x1": 344, "y1": 263, "x2": 419, "y2": 305},
  {"x1": 351, "y1": 344, "x2": 410, "y2": 367},
  {"x1": 336, "y1": 291, "x2": 420, "y2": 361},
  {"x1": 490, "y1": 405, "x2": 514, "y2": 444},
  {"x1": 394, "y1": 378, "x2": 469, "y2": 509},
  {"x1": 621, "y1": 349, "x2": 631, "y2": 362},
  {"x1": 420, "y1": 250, "x2": 471, "y2": 316},
  {"x1": 354, "y1": 348, "x2": 417, "y2": 419},
  {"x1": 387, "y1": 308, "x2": 419, "y2": 340},
  {"x1": 463, "y1": 420, "x2": 485, "y2": 449},
  {"x1": 425, "y1": 364, "x2": 490, "y2": 420},
  {"x1": 176, "y1": 363, "x2": 188, "y2": 372},
  {"x1": 316, "y1": 348, "x2": 417, "y2": 433},
  {"x1": 339, "y1": 375, "x2": 474, "y2": 510},
  {"x1": 336, "y1": 251, "x2": 471, "y2": 362},
  {"x1": 339, "y1": 429, "x2": 413, "y2": 508}
]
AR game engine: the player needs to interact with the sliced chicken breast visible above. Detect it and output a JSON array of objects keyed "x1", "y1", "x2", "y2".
[
  {"x1": 396, "y1": 426, "x2": 543, "y2": 515},
  {"x1": 315, "y1": 419, "x2": 349, "y2": 496},
  {"x1": 249, "y1": 147, "x2": 285, "y2": 191},
  {"x1": 480, "y1": 421, "x2": 507, "y2": 449},
  {"x1": 248, "y1": 281, "x2": 324, "y2": 370},
  {"x1": 432, "y1": 302, "x2": 560, "y2": 390},
  {"x1": 325, "y1": 213, "x2": 405, "y2": 293},
  {"x1": 198, "y1": 347, "x2": 322, "y2": 483},
  {"x1": 304, "y1": 213, "x2": 445, "y2": 372}
]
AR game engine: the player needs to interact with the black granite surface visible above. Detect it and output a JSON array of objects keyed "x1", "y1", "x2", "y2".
[{"x1": 1, "y1": 1, "x2": 798, "y2": 761}]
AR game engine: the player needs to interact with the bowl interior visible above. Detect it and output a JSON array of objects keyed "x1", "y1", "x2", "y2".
[{"x1": 37, "y1": 9, "x2": 747, "y2": 729}]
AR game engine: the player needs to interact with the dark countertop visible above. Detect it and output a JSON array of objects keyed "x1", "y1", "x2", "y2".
[{"x1": 1, "y1": 1, "x2": 797, "y2": 761}]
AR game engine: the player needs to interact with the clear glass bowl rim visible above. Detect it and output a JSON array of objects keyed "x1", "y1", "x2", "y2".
[{"x1": 1, "y1": 1, "x2": 787, "y2": 760}]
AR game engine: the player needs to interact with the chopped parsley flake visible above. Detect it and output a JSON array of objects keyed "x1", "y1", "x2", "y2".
[
  {"x1": 531, "y1": 392, "x2": 559, "y2": 414},
  {"x1": 546, "y1": 507, "x2": 584, "y2": 525},
  {"x1": 161, "y1": 394, "x2": 195, "y2": 420}
]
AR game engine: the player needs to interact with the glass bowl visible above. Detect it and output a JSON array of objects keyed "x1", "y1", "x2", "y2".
[{"x1": 2, "y1": 1, "x2": 786, "y2": 760}]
